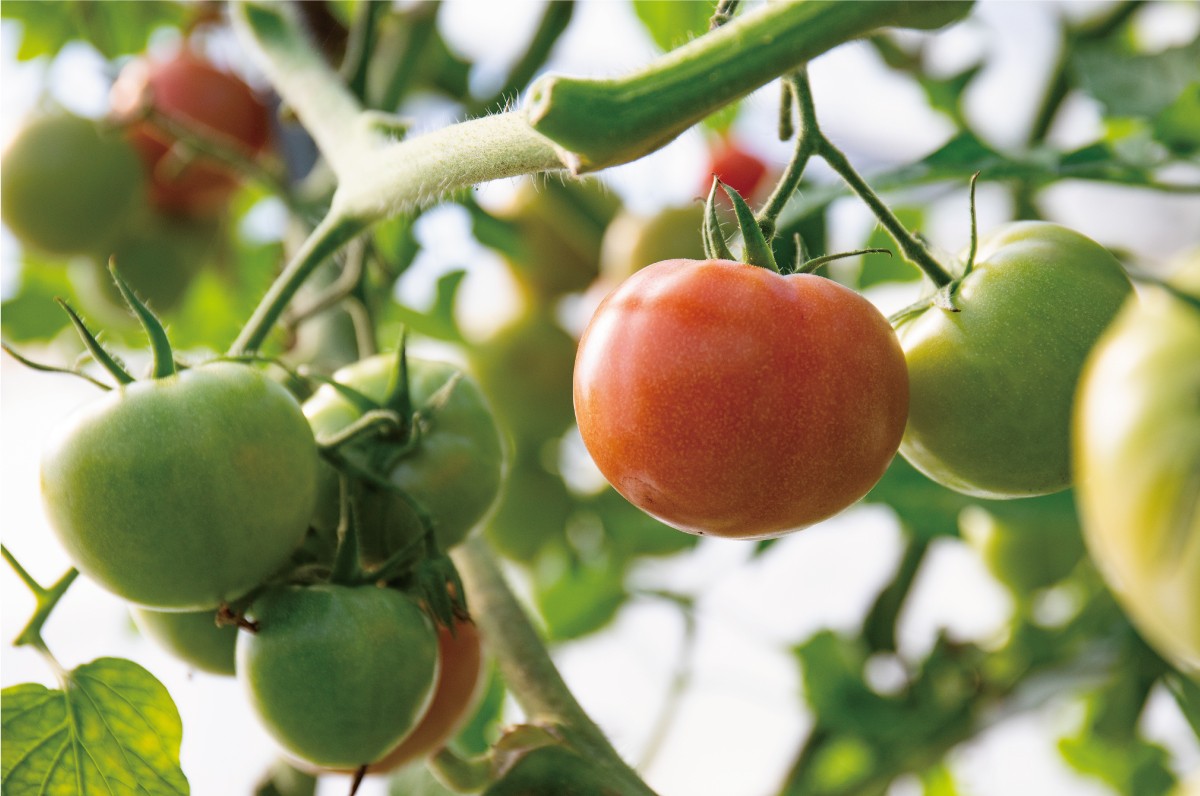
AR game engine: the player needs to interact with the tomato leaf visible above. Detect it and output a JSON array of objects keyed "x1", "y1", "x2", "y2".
[
  {"x1": 631, "y1": 0, "x2": 712, "y2": 53},
  {"x1": 2, "y1": 1, "x2": 190, "y2": 60},
  {"x1": 254, "y1": 759, "x2": 317, "y2": 796},
  {"x1": 386, "y1": 269, "x2": 467, "y2": 343},
  {"x1": 1, "y1": 658, "x2": 188, "y2": 794},
  {"x1": 1071, "y1": 37, "x2": 1200, "y2": 122},
  {"x1": 857, "y1": 207, "x2": 924, "y2": 288}
]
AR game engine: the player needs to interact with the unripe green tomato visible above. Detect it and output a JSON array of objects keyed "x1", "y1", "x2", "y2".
[
  {"x1": 598, "y1": 203, "x2": 706, "y2": 285},
  {"x1": 897, "y1": 222, "x2": 1133, "y2": 498},
  {"x1": 237, "y1": 583, "x2": 440, "y2": 768},
  {"x1": 959, "y1": 490, "x2": 1085, "y2": 596},
  {"x1": 1073, "y1": 256, "x2": 1200, "y2": 676},
  {"x1": 304, "y1": 355, "x2": 505, "y2": 558},
  {"x1": 131, "y1": 606, "x2": 238, "y2": 676},
  {"x1": 468, "y1": 311, "x2": 578, "y2": 445},
  {"x1": 40, "y1": 362, "x2": 318, "y2": 609},
  {"x1": 493, "y1": 177, "x2": 619, "y2": 298},
  {"x1": 1, "y1": 113, "x2": 146, "y2": 256},
  {"x1": 69, "y1": 211, "x2": 219, "y2": 321},
  {"x1": 485, "y1": 457, "x2": 575, "y2": 563}
]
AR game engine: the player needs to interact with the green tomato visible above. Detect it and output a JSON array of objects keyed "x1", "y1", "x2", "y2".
[
  {"x1": 304, "y1": 355, "x2": 505, "y2": 558},
  {"x1": 492, "y1": 177, "x2": 619, "y2": 298},
  {"x1": 237, "y1": 583, "x2": 439, "y2": 768},
  {"x1": 69, "y1": 211, "x2": 219, "y2": 321},
  {"x1": 468, "y1": 310, "x2": 578, "y2": 445},
  {"x1": 959, "y1": 489, "x2": 1085, "y2": 596},
  {"x1": 40, "y1": 362, "x2": 318, "y2": 609},
  {"x1": 131, "y1": 606, "x2": 238, "y2": 676},
  {"x1": 1, "y1": 113, "x2": 146, "y2": 256},
  {"x1": 598, "y1": 203, "x2": 706, "y2": 285},
  {"x1": 1073, "y1": 257, "x2": 1200, "y2": 676},
  {"x1": 897, "y1": 222, "x2": 1132, "y2": 498}
]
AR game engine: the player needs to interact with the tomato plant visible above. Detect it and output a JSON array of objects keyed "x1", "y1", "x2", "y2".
[
  {"x1": 304, "y1": 354, "x2": 505, "y2": 558},
  {"x1": 574, "y1": 258, "x2": 909, "y2": 539},
  {"x1": 1073, "y1": 257, "x2": 1200, "y2": 676},
  {"x1": 110, "y1": 51, "x2": 271, "y2": 216},
  {"x1": 130, "y1": 606, "x2": 238, "y2": 677},
  {"x1": 40, "y1": 361, "x2": 318, "y2": 609},
  {"x1": 0, "y1": 113, "x2": 146, "y2": 256},
  {"x1": 896, "y1": 222, "x2": 1133, "y2": 499},
  {"x1": 236, "y1": 583, "x2": 440, "y2": 768}
]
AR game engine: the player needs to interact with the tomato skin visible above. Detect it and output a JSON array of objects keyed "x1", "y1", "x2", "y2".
[
  {"x1": 131, "y1": 606, "x2": 237, "y2": 677},
  {"x1": 111, "y1": 52, "x2": 271, "y2": 216},
  {"x1": 350, "y1": 619, "x2": 484, "y2": 773},
  {"x1": 1, "y1": 113, "x2": 145, "y2": 256},
  {"x1": 574, "y1": 259, "x2": 909, "y2": 539},
  {"x1": 304, "y1": 355, "x2": 505, "y2": 557},
  {"x1": 237, "y1": 583, "x2": 440, "y2": 768},
  {"x1": 39, "y1": 362, "x2": 317, "y2": 609},
  {"x1": 897, "y1": 222, "x2": 1133, "y2": 499},
  {"x1": 1074, "y1": 259, "x2": 1200, "y2": 676}
]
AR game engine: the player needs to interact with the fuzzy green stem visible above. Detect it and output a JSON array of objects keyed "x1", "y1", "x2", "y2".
[
  {"x1": 757, "y1": 70, "x2": 820, "y2": 238},
  {"x1": 454, "y1": 538, "x2": 660, "y2": 796},
  {"x1": 2, "y1": 546, "x2": 77, "y2": 672},
  {"x1": 231, "y1": 212, "x2": 366, "y2": 355}
]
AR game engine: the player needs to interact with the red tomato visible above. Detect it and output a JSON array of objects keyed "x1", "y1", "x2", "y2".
[
  {"x1": 703, "y1": 139, "x2": 769, "y2": 201},
  {"x1": 111, "y1": 52, "x2": 271, "y2": 216},
  {"x1": 364, "y1": 620, "x2": 484, "y2": 772},
  {"x1": 574, "y1": 259, "x2": 908, "y2": 539}
]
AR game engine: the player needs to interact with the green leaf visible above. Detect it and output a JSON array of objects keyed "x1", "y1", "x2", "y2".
[
  {"x1": 387, "y1": 763, "x2": 460, "y2": 796},
  {"x1": 863, "y1": 456, "x2": 973, "y2": 542},
  {"x1": 1072, "y1": 37, "x2": 1200, "y2": 121},
  {"x1": 587, "y1": 488, "x2": 697, "y2": 559},
  {"x1": 453, "y1": 664, "x2": 506, "y2": 757},
  {"x1": 857, "y1": 207, "x2": 924, "y2": 288},
  {"x1": 385, "y1": 269, "x2": 466, "y2": 343},
  {"x1": 2, "y1": 0, "x2": 190, "y2": 61},
  {"x1": 2, "y1": 658, "x2": 188, "y2": 794},
  {"x1": 1, "y1": 257, "x2": 79, "y2": 342},
  {"x1": 1154, "y1": 81, "x2": 1200, "y2": 155},
  {"x1": 631, "y1": 0, "x2": 713, "y2": 53},
  {"x1": 534, "y1": 552, "x2": 626, "y2": 641}
]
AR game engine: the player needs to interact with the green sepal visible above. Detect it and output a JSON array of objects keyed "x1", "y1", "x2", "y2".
[
  {"x1": 721, "y1": 181, "x2": 777, "y2": 271},
  {"x1": 329, "y1": 476, "x2": 366, "y2": 586},
  {"x1": 1, "y1": 343, "x2": 112, "y2": 391},
  {"x1": 383, "y1": 331, "x2": 415, "y2": 425},
  {"x1": 703, "y1": 179, "x2": 736, "y2": 261},
  {"x1": 798, "y1": 248, "x2": 892, "y2": 276},
  {"x1": 108, "y1": 261, "x2": 176, "y2": 379},
  {"x1": 56, "y1": 299, "x2": 135, "y2": 386},
  {"x1": 932, "y1": 281, "x2": 962, "y2": 313}
]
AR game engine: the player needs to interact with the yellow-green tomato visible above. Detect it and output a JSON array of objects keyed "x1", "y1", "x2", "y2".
[
  {"x1": 1, "y1": 113, "x2": 146, "y2": 256},
  {"x1": 40, "y1": 362, "x2": 318, "y2": 609},
  {"x1": 897, "y1": 222, "x2": 1133, "y2": 499},
  {"x1": 237, "y1": 583, "x2": 440, "y2": 768},
  {"x1": 304, "y1": 355, "x2": 505, "y2": 558},
  {"x1": 598, "y1": 203, "x2": 706, "y2": 285},
  {"x1": 131, "y1": 606, "x2": 238, "y2": 676},
  {"x1": 1073, "y1": 258, "x2": 1200, "y2": 676}
]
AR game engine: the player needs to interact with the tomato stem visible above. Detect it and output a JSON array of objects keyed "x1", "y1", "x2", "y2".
[
  {"x1": 1, "y1": 546, "x2": 77, "y2": 672},
  {"x1": 454, "y1": 538, "x2": 661, "y2": 796},
  {"x1": 428, "y1": 747, "x2": 494, "y2": 792}
]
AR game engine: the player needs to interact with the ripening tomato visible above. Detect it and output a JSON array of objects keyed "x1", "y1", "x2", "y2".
[
  {"x1": 237, "y1": 583, "x2": 440, "y2": 768},
  {"x1": 1074, "y1": 256, "x2": 1200, "y2": 676},
  {"x1": 897, "y1": 222, "x2": 1133, "y2": 499},
  {"x1": 344, "y1": 619, "x2": 484, "y2": 774},
  {"x1": 1, "y1": 113, "x2": 145, "y2": 256},
  {"x1": 40, "y1": 362, "x2": 317, "y2": 609},
  {"x1": 574, "y1": 258, "x2": 909, "y2": 539},
  {"x1": 131, "y1": 606, "x2": 238, "y2": 676},
  {"x1": 702, "y1": 138, "x2": 769, "y2": 202},
  {"x1": 111, "y1": 51, "x2": 271, "y2": 216}
]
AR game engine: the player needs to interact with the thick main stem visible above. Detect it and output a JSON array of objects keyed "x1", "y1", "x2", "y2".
[{"x1": 454, "y1": 538, "x2": 659, "y2": 796}]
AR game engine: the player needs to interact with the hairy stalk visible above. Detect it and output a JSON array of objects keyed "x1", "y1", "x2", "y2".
[{"x1": 454, "y1": 538, "x2": 660, "y2": 796}]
